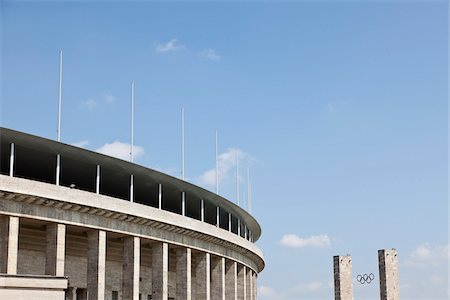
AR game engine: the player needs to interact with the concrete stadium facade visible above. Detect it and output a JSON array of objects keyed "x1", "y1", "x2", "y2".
[{"x1": 0, "y1": 127, "x2": 264, "y2": 300}]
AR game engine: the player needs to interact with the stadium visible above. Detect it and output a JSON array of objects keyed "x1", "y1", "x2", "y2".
[{"x1": 0, "y1": 127, "x2": 264, "y2": 300}]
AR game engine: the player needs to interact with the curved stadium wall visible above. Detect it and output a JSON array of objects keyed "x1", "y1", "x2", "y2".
[{"x1": 0, "y1": 127, "x2": 264, "y2": 300}]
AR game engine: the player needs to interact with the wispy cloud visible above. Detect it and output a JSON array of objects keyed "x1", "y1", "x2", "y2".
[
  {"x1": 71, "y1": 140, "x2": 89, "y2": 148},
  {"x1": 82, "y1": 98, "x2": 98, "y2": 110},
  {"x1": 81, "y1": 93, "x2": 116, "y2": 110},
  {"x1": 155, "y1": 39, "x2": 184, "y2": 53},
  {"x1": 280, "y1": 234, "x2": 331, "y2": 248},
  {"x1": 258, "y1": 285, "x2": 283, "y2": 299},
  {"x1": 96, "y1": 141, "x2": 144, "y2": 161},
  {"x1": 405, "y1": 243, "x2": 449, "y2": 268},
  {"x1": 102, "y1": 93, "x2": 115, "y2": 103},
  {"x1": 199, "y1": 48, "x2": 221, "y2": 60},
  {"x1": 197, "y1": 148, "x2": 250, "y2": 188}
]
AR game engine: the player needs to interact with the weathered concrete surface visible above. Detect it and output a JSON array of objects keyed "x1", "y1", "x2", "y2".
[
  {"x1": 194, "y1": 252, "x2": 210, "y2": 300},
  {"x1": 0, "y1": 274, "x2": 67, "y2": 300},
  {"x1": 225, "y1": 260, "x2": 237, "y2": 300},
  {"x1": 333, "y1": 255, "x2": 353, "y2": 300},
  {"x1": 123, "y1": 236, "x2": 140, "y2": 300},
  {"x1": 87, "y1": 230, "x2": 106, "y2": 300},
  {"x1": 237, "y1": 264, "x2": 246, "y2": 300},
  {"x1": 45, "y1": 223, "x2": 65, "y2": 276},
  {"x1": 0, "y1": 215, "x2": 18, "y2": 274},
  {"x1": 211, "y1": 256, "x2": 225, "y2": 300},
  {"x1": 176, "y1": 247, "x2": 192, "y2": 300},
  {"x1": 379, "y1": 249, "x2": 400, "y2": 300},
  {"x1": 152, "y1": 242, "x2": 168, "y2": 300}
]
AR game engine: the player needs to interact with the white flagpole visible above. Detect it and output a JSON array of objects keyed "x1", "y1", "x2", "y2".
[
  {"x1": 215, "y1": 130, "x2": 219, "y2": 194},
  {"x1": 131, "y1": 81, "x2": 134, "y2": 163},
  {"x1": 236, "y1": 151, "x2": 240, "y2": 205},
  {"x1": 57, "y1": 50, "x2": 63, "y2": 142},
  {"x1": 182, "y1": 108, "x2": 185, "y2": 180},
  {"x1": 248, "y1": 167, "x2": 251, "y2": 213}
]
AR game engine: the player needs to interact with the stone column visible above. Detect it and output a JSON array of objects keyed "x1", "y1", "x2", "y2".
[
  {"x1": 123, "y1": 236, "x2": 140, "y2": 300},
  {"x1": 378, "y1": 249, "x2": 400, "y2": 300},
  {"x1": 211, "y1": 256, "x2": 225, "y2": 300},
  {"x1": 0, "y1": 215, "x2": 19, "y2": 274},
  {"x1": 246, "y1": 268, "x2": 251, "y2": 300},
  {"x1": 45, "y1": 223, "x2": 66, "y2": 276},
  {"x1": 176, "y1": 247, "x2": 192, "y2": 300},
  {"x1": 87, "y1": 230, "x2": 106, "y2": 300},
  {"x1": 237, "y1": 264, "x2": 246, "y2": 300},
  {"x1": 333, "y1": 255, "x2": 353, "y2": 300},
  {"x1": 252, "y1": 271, "x2": 257, "y2": 300},
  {"x1": 152, "y1": 242, "x2": 169, "y2": 300},
  {"x1": 225, "y1": 260, "x2": 237, "y2": 300},
  {"x1": 194, "y1": 252, "x2": 210, "y2": 300}
]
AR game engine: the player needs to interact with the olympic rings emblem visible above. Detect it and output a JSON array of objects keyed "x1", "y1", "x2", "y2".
[{"x1": 356, "y1": 273, "x2": 375, "y2": 284}]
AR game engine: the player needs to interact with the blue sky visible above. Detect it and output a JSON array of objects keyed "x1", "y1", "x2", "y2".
[{"x1": 1, "y1": 1, "x2": 448, "y2": 299}]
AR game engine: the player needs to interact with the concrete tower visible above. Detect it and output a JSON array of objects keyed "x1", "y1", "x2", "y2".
[
  {"x1": 333, "y1": 255, "x2": 353, "y2": 300},
  {"x1": 378, "y1": 249, "x2": 400, "y2": 300}
]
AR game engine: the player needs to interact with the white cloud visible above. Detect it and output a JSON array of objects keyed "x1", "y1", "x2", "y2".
[
  {"x1": 71, "y1": 140, "x2": 89, "y2": 148},
  {"x1": 280, "y1": 234, "x2": 331, "y2": 248},
  {"x1": 95, "y1": 141, "x2": 144, "y2": 161},
  {"x1": 102, "y1": 93, "x2": 115, "y2": 103},
  {"x1": 406, "y1": 243, "x2": 449, "y2": 267},
  {"x1": 199, "y1": 48, "x2": 221, "y2": 60},
  {"x1": 81, "y1": 93, "x2": 115, "y2": 110},
  {"x1": 258, "y1": 285, "x2": 283, "y2": 299},
  {"x1": 82, "y1": 98, "x2": 98, "y2": 109},
  {"x1": 156, "y1": 39, "x2": 184, "y2": 53},
  {"x1": 197, "y1": 148, "x2": 250, "y2": 188}
]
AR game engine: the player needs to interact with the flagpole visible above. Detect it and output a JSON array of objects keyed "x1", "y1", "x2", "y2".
[
  {"x1": 182, "y1": 108, "x2": 185, "y2": 180},
  {"x1": 131, "y1": 81, "x2": 134, "y2": 163},
  {"x1": 248, "y1": 167, "x2": 251, "y2": 213},
  {"x1": 57, "y1": 50, "x2": 63, "y2": 142},
  {"x1": 236, "y1": 151, "x2": 240, "y2": 205},
  {"x1": 215, "y1": 130, "x2": 219, "y2": 194}
]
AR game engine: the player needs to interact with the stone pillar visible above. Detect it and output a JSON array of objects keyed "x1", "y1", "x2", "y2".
[
  {"x1": 252, "y1": 271, "x2": 257, "y2": 300},
  {"x1": 211, "y1": 256, "x2": 225, "y2": 300},
  {"x1": 237, "y1": 264, "x2": 246, "y2": 300},
  {"x1": 152, "y1": 242, "x2": 169, "y2": 300},
  {"x1": 0, "y1": 215, "x2": 19, "y2": 274},
  {"x1": 45, "y1": 223, "x2": 66, "y2": 276},
  {"x1": 333, "y1": 255, "x2": 353, "y2": 300},
  {"x1": 123, "y1": 236, "x2": 140, "y2": 300},
  {"x1": 87, "y1": 230, "x2": 106, "y2": 300},
  {"x1": 225, "y1": 260, "x2": 237, "y2": 300},
  {"x1": 246, "y1": 268, "x2": 251, "y2": 300},
  {"x1": 194, "y1": 252, "x2": 210, "y2": 300},
  {"x1": 176, "y1": 247, "x2": 192, "y2": 300},
  {"x1": 378, "y1": 249, "x2": 400, "y2": 300}
]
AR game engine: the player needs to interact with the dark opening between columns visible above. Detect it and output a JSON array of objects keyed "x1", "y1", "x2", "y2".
[
  {"x1": 0, "y1": 140, "x2": 9, "y2": 175},
  {"x1": 60, "y1": 156, "x2": 96, "y2": 193},
  {"x1": 100, "y1": 164, "x2": 129, "y2": 201},
  {"x1": 185, "y1": 191, "x2": 201, "y2": 220},
  {"x1": 14, "y1": 144, "x2": 55, "y2": 184},
  {"x1": 134, "y1": 175, "x2": 159, "y2": 208}
]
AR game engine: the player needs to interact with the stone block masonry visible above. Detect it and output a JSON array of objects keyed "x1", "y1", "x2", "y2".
[
  {"x1": 378, "y1": 249, "x2": 400, "y2": 300},
  {"x1": 333, "y1": 255, "x2": 353, "y2": 300}
]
